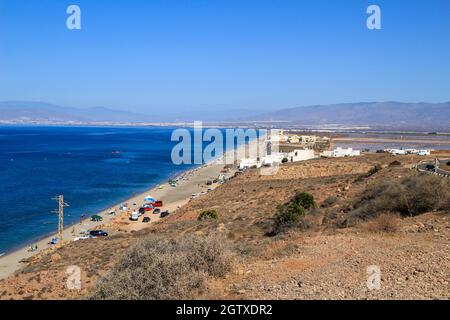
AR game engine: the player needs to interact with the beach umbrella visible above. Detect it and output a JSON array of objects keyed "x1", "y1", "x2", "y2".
[
  {"x1": 91, "y1": 215, "x2": 103, "y2": 222},
  {"x1": 144, "y1": 195, "x2": 155, "y2": 202}
]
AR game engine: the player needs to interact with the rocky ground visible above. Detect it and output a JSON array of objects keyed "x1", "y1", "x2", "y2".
[
  {"x1": 1, "y1": 153, "x2": 449, "y2": 300},
  {"x1": 220, "y1": 213, "x2": 449, "y2": 300}
]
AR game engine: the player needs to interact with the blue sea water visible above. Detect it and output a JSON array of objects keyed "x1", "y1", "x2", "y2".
[{"x1": 0, "y1": 126, "x2": 222, "y2": 254}]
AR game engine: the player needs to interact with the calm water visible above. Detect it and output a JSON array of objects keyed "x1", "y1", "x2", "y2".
[{"x1": 0, "y1": 126, "x2": 211, "y2": 254}]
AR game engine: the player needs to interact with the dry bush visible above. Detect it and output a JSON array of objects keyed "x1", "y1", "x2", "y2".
[
  {"x1": 198, "y1": 209, "x2": 219, "y2": 221},
  {"x1": 351, "y1": 174, "x2": 450, "y2": 221},
  {"x1": 365, "y1": 214, "x2": 400, "y2": 233},
  {"x1": 367, "y1": 164, "x2": 382, "y2": 177},
  {"x1": 322, "y1": 196, "x2": 338, "y2": 208},
  {"x1": 89, "y1": 233, "x2": 233, "y2": 300},
  {"x1": 389, "y1": 160, "x2": 402, "y2": 167}
]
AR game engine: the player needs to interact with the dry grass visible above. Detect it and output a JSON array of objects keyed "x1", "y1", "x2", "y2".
[
  {"x1": 89, "y1": 233, "x2": 233, "y2": 300},
  {"x1": 364, "y1": 214, "x2": 401, "y2": 233},
  {"x1": 351, "y1": 174, "x2": 450, "y2": 221}
]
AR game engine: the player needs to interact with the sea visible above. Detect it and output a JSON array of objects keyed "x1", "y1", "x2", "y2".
[{"x1": 0, "y1": 125, "x2": 239, "y2": 254}]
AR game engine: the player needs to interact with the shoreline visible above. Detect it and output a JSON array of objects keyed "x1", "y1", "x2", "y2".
[{"x1": 0, "y1": 137, "x2": 261, "y2": 280}]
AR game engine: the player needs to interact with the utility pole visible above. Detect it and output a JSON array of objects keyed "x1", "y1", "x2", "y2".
[{"x1": 52, "y1": 195, "x2": 69, "y2": 245}]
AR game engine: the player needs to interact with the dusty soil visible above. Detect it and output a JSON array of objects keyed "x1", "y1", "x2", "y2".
[{"x1": 1, "y1": 153, "x2": 449, "y2": 300}]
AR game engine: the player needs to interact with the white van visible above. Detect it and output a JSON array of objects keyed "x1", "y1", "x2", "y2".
[
  {"x1": 418, "y1": 150, "x2": 431, "y2": 156},
  {"x1": 130, "y1": 211, "x2": 139, "y2": 221}
]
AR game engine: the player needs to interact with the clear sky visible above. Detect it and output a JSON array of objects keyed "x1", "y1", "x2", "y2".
[{"x1": 0, "y1": 0, "x2": 449, "y2": 114}]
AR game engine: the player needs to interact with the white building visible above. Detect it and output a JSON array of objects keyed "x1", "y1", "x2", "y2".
[
  {"x1": 404, "y1": 149, "x2": 420, "y2": 155},
  {"x1": 288, "y1": 149, "x2": 315, "y2": 162},
  {"x1": 321, "y1": 147, "x2": 361, "y2": 158},
  {"x1": 287, "y1": 135, "x2": 300, "y2": 144},
  {"x1": 385, "y1": 148, "x2": 430, "y2": 156},
  {"x1": 385, "y1": 149, "x2": 406, "y2": 155},
  {"x1": 238, "y1": 158, "x2": 260, "y2": 170},
  {"x1": 300, "y1": 135, "x2": 317, "y2": 143},
  {"x1": 261, "y1": 153, "x2": 285, "y2": 167}
]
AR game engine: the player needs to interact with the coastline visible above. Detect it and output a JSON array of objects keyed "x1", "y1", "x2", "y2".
[{"x1": 0, "y1": 136, "x2": 261, "y2": 280}]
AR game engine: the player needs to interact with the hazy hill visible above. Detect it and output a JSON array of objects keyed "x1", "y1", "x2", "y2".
[
  {"x1": 1, "y1": 101, "x2": 449, "y2": 130},
  {"x1": 251, "y1": 102, "x2": 450, "y2": 130},
  {"x1": 0, "y1": 101, "x2": 151, "y2": 123},
  {"x1": 0, "y1": 101, "x2": 256, "y2": 123}
]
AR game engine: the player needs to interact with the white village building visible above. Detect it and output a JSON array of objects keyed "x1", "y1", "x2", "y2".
[
  {"x1": 288, "y1": 149, "x2": 315, "y2": 162},
  {"x1": 384, "y1": 148, "x2": 431, "y2": 156},
  {"x1": 238, "y1": 158, "x2": 261, "y2": 170},
  {"x1": 321, "y1": 147, "x2": 361, "y2": 158}
]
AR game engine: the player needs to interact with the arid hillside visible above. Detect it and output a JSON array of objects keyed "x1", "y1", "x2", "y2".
[{"x1": 1, "y1": 153, "x2": 449, "y2": 300}]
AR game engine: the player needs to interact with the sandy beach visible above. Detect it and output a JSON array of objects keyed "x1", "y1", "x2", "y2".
[{"x1": 0, "y1": 138, "x2": 261, "y2": 280}]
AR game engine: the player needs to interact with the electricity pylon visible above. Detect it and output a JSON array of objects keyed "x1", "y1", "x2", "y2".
[{"x1": 52, "y1": 195, "x2": 69, "y2": 245}]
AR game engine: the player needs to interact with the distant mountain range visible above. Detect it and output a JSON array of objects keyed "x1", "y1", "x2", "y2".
[
  {"x1": 250, "y1": 102, "x2": 450, "y2": 130},
  {"x1": 1, "y1": 101, "x2": 449, "y2": 130},
  {"x1": 0, "y1": 101, "x2": 151, "y2": 123}
]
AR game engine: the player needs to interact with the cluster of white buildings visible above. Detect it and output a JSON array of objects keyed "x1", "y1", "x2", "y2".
[
  {"x1": 320, "y1": 147, "x2": 361, "y2": 158},
  {"x1": 277, "y1": 130, "x2": 331, "y2": 147},
  {"x1": 238, "y1": 149, "x2": 316, "y2": 170},
  {"x1": 384, "y1": 148, "x2": 431, "y2": 156}
]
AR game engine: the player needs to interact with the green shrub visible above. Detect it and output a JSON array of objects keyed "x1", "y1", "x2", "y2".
[
  {"x1": 198, "y1": 209, "x2": 219, "y2": 221},
  {"x1": 276, "y1": 202, "x2": 305, "y2": 225},
  {"x1": 281, "y1": 157, "x2": 289, "y2": 163},
  {"x1": 267, "y1": 192, "x2": 315, "y2": 236},
  {"x1": 292, "y1": 192, "x2": 316, "y2": 209}
]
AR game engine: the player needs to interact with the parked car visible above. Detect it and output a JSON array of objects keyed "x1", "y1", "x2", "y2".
[
  {"x1": 152, "y1": 200, "x2": 163, "y2": 207},
  {"x1": 160, "y1": 210, "x2": 170, "y2": 218},
  {"x1": 143, "y1": 204, "x2": 154, "y2": 211},
  {"x1": 89, "y1": 230, "x2": 108, "y2": 237},
  {"x1": 153, "y1": 208, "x2": 161, "y2": 214},
  {"x1": 74, "y1": 235, "x2": 94, "y2": 242},
  {"x1": 142, "y1": 217, "x2": 151, "y2": 223}
]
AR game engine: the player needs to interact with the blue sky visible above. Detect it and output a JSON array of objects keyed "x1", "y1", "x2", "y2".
[{"x1": 0, "y1": 0, "x2": 449, "y2": 114}]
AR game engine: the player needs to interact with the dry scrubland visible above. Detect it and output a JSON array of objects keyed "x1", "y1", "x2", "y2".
[{"x1": 1, "y1": 154, "x2": 450, "y2": 300}]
